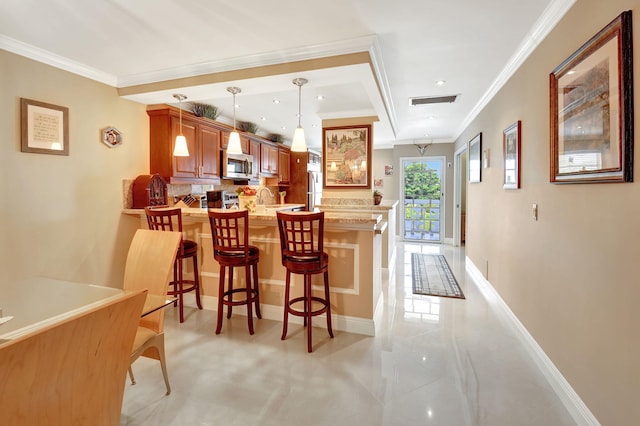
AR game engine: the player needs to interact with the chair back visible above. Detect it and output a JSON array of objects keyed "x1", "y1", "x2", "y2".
[
  {"x1": 145, "y1": 206, "x2": 184, "y2": 232},
  {"x1": 208, "y1": 209, "x2": 251, "y2": 260},
  {"x1": 123, "y1": 229, "x2": 181, "y2": 333},
  {"x1": 0, "y1": 289, "x2": 147, "y2": 425},
  {"x1": 276, "y1": 211, "x2": 325, "y2": 268}
]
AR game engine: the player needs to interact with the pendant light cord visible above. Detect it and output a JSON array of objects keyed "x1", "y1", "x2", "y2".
[{"x1": 297, "y1": 83, "x2": 302, "y2": 127}]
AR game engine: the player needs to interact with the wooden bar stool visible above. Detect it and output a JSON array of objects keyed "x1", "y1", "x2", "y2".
[
  {"x1": 208, "y1": 209, "x2": 261, "y2": 335},
  {"x1": 276, "y1": 211, "x2": 333, "y2": 352},
  {"x1": 145, "y1": 206, "x2": 203, "y2": 323}
]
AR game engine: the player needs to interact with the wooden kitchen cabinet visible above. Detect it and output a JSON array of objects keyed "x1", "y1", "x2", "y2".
[
  {"x1": 278, "y1": 148, "x2": 290, "y2": 185},
  {"x1": 148, "y1": 107, "x2": 221, "y2": 184},
  {"x1": 261, "y1": 143, "x2": 279, "y2": 175}
]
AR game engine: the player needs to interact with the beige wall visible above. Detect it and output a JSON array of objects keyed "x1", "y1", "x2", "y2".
[
  {"x1": 455, "y1": 1, "x2": 639, "y2": 423},
  {"x1": 0, "y1": 50, "x2": 148, "y2": 288}
]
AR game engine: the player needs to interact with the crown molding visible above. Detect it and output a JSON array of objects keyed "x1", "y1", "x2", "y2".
[
  {"x1": 0, "y1": 34, "x2": 117, "y2": 86},
  {"x1": 455, "y1": 0, "x2": 577, "y2": 139}
]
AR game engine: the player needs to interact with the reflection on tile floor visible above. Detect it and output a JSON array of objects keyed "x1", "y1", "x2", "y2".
[{"x1": 121, "y1": 242, "x2": 576, "y2": 426}]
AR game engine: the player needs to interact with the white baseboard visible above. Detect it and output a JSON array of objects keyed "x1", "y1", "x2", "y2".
[
  {"x1": 465, "y1": 257, "x2": 600, "y2": 426},
  {"x1": 182, "y1": 294, "x2": 376, "y2": 336}
]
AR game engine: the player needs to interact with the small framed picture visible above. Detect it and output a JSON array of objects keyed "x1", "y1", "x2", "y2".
[
  {"x1": 102, "y1": 127, "x2": 123, "y2": 148},
  {"x1": 503, "y1": 121, "x2": 521, "y2": 189},
  {"x1": 468, "y1": 133, "x2": 482, "y2": 183},
  {"x1": 20, "y1": 98, "x2": 69, "y2": 156}
]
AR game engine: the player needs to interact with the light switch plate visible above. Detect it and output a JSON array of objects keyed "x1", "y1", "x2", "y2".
[{"x1": 532, "y1": 203, "x2": 538, "y2": 221}]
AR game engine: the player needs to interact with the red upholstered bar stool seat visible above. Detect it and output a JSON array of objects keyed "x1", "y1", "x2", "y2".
[
  {"x1": 208, "y1": 209, "x2": 261, "y2": 335},
  {"x1": 276, "y1": 211, "x2": 333, "y2": 352},
  {"x1": 145, "y1": 206, "x2": 203, "y2": 323}
]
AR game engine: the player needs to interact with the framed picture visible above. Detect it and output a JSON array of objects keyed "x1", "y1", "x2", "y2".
[
  {"x1": 102, "y1": 126, "x2": 123, "y2": 148},
  {"x1": 503, "y1": 121, "x2": 521, "y2": 189},
  {"x1": 323, "y1": 125, "x2": 371, "y2": 188},
  {"x1": 21, "y1": 98, "x2": 69, "y2": 156},
  {"x1": 468, "y1": 132, "x2": 482, "y2": 183},
  {"x1": 550, "y1": 11, "x2": 633, "y2": 183}
]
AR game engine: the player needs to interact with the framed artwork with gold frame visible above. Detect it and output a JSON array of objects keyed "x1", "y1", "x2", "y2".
[{"x1": 323, "y1": 125, "x2": 371, "y2": 188}]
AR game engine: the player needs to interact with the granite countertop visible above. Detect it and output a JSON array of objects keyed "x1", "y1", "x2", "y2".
[
  {"x1": 317, "y1": 199, "x2": 399, "y2": 211},
  {"x1": 122, "y1": 205, "x2": 382, "y2": 226}
]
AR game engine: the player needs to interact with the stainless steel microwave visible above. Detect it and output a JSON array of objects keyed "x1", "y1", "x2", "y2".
[{"x1": 222, "y1": 152, "x2": 254, "y2": 180}]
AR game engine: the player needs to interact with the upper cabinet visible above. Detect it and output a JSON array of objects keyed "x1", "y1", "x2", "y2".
[
  {"x1": 148, "y1": 107, "x2": 221, "y2": 184},
  {"x1": 147, "y1": 105, "x2": 291, "y2": 184},
  {"x1": 278, "y1": 148, "x2": 290, "y2": 185},
  {"x1": 261, "y1": 143, "x2": 279, "y2": 175},
  {"x1": 249, "y1": 139, "x2": 261, "y2": 181}
]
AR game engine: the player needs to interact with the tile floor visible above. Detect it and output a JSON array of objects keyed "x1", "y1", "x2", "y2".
[{"x1": 120, "y1": 242, "x2": 577, "y2": 425}]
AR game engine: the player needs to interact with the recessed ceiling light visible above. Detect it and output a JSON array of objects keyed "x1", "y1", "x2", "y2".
[
  {"x1": 316, "y1": 95, "x2": 324, "y2": 100},
  {"x1": 428, "y1": 115, "x2": 436, "y2": 120},
  {"x1": 234, "y1": 104, "x2": 239, "y2": 109},
  {"x1": 273, "y1": 99, "x2": 280, "y2": 104},
  {"x1": 312, "y1": 124, "x2": 317, "y2": 128},
  {"x1": 281, "y1": 126, "x2": 286, "y2": 130},
  {"x1": 436, "y1": 80, "x2": 446, "y2": 86},
  {"x1": 260, "y1": 116, "x2": 267, "y2": 121},
  {"x1": 425, "y1": 133, "x2": 430, "y2": 137}
]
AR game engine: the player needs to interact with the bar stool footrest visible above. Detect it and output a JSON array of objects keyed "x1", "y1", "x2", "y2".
[
  {"x1": 168, "y1": 279, "x2": 198, "y2": 295},
  {"x1": 222, "y1": 288, "x2": 259, "y2": 306},
  {"x1": 286, "y1": 296, "x2": 330, "y2": 317}
]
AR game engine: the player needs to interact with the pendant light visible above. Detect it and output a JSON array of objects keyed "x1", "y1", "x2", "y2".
[
  {"x1": 173, "y1": 94, "x2": 189, "y2": 156},
  {"x1": 290, "y1": 78, "x2": 308, "y2": 152},
  {"x1": 226, "y1": 86, "x2": 243, "y2": 155}
]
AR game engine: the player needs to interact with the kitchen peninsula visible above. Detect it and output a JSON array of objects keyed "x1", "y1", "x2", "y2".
[{"x1": 123, "y1": 206, "x2": 387, "y2": 336}]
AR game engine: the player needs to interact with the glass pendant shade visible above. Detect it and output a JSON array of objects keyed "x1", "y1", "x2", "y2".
[
  {"x1": 291, "y1": 126, "x2": 307, "y2": 152},
  {"x1": 291, "y1": 78, "x2": 308, "y2": 152},
  {"x1": 174, "y1": 135, "x2": 189, "y2": 156},
  {"x1": 173, "y1": 94, "x2": 189, "y2": 156},
  {"x1": 225, "y1": 86, "x2": 244, "y2": 155},
  {"x1": 227, "y1": 131, "x2": 243, "y2": 155}
]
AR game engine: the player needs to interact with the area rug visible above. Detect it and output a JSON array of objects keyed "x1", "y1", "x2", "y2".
[{"x1": 411, "y1": 253, "x2": 465, "y2": 299}]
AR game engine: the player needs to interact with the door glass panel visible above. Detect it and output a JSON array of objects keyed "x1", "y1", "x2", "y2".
[{"x1": 402, "y1": 158, "x2": 443, "y2": 242}]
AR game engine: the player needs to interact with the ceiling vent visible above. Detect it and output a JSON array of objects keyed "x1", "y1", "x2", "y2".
[{"x1": 410, "y1": 95, "x2": 458, "y2": 106}]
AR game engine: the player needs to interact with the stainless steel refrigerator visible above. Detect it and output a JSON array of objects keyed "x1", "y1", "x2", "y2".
[{"x1": 307, "y1": 170, "x2": 322, "y2": 211}]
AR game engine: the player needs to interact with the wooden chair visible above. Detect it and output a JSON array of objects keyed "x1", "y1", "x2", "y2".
[
  {"x1": 124, "y1": 229, "x2": 181, "y2": 395},
  {"x1": 208, "y1": 209, "x2": 261, "y2": 334},
  {"x1": 276, "y1": 211, "x2": 333, "y2": 352},
  {"x1": 145, "y1": 206, "x2": 203, "y2": 322},
  {"x1": 0, "y1": 289, "x2": 147, "y2": 425}
]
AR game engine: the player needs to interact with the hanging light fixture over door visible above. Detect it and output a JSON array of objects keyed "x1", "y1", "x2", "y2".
[
  {"x1": 173, "y1": 94, "x2": 189, "y2": 156},
  {"x1": 290, "y1": 78, "x2": 308, "y2": 152},
  {"x1": 226, "y1": 87, "x2": 243, "y2": 155}
]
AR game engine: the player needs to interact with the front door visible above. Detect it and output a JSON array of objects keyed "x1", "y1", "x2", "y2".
[{"x1": 401, "y1": 156, "x2": 445, "y2": 242}]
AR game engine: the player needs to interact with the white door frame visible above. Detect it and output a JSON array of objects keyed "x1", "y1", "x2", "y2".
[
  {"x1": 453, "y1": 145, "x2": 467, "y2": 247},
  {"x1": 400, "y1": 155, "x2": 446, "y2": 243}
]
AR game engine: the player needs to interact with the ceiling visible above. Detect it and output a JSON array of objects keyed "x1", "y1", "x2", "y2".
[{"x1": 0, "y1": 0, "x2": 574, "y2": 150}]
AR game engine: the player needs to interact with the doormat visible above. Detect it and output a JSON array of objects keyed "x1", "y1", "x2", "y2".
[{"x1": 411, "y1": 253, "x2": 465, "y2": 299}]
